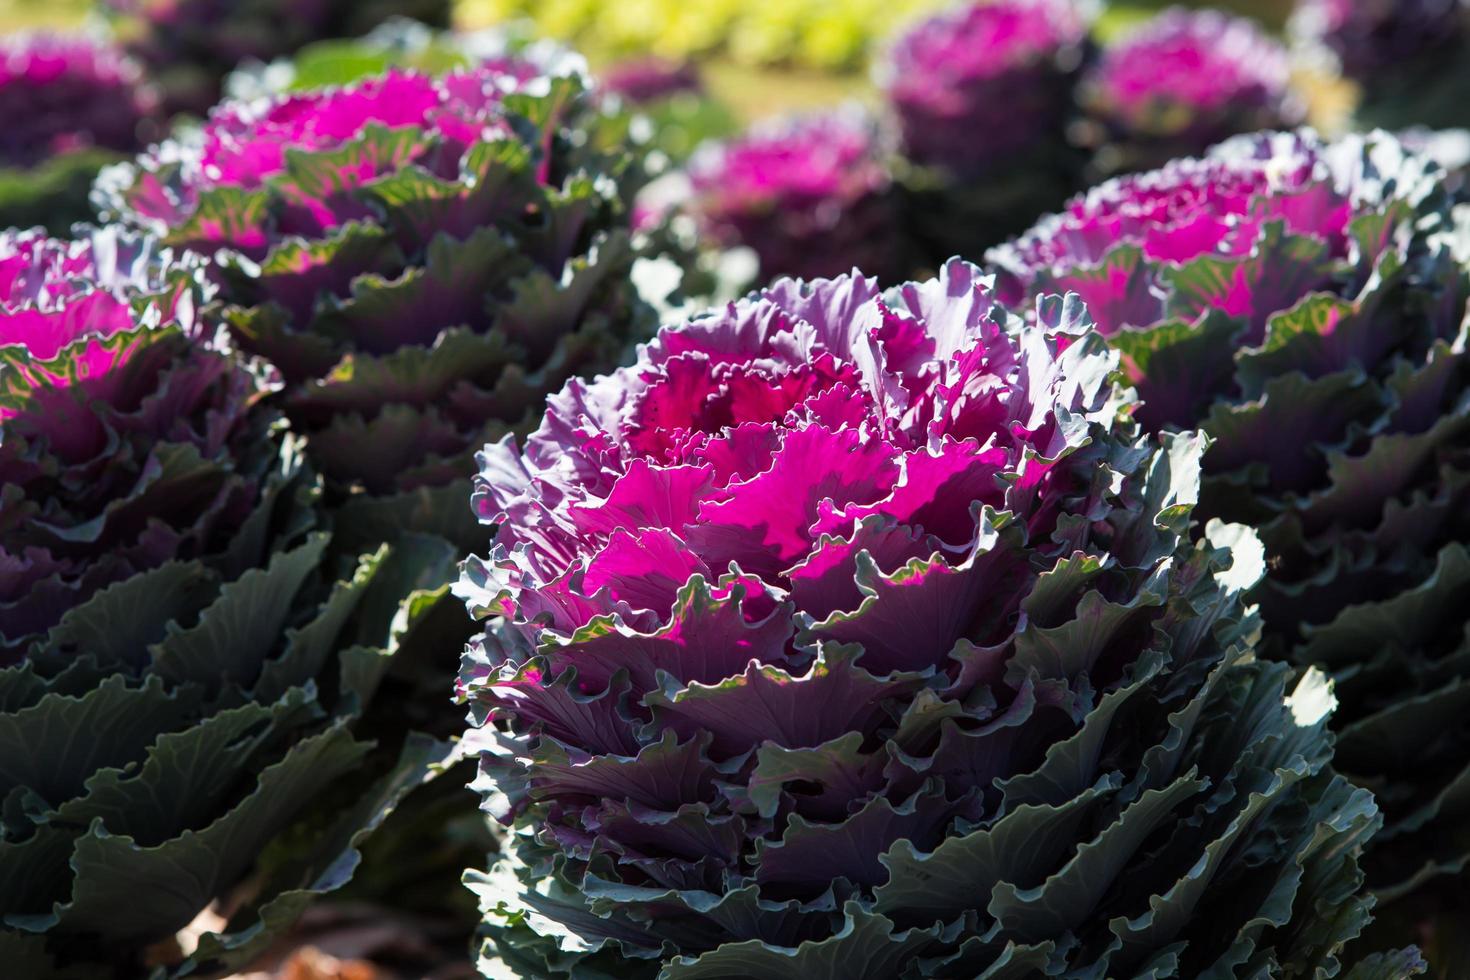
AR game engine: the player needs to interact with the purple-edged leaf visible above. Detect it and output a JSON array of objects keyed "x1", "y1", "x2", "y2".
[
  {"x1": 315, "y1": 227, "x2": 529, "y2": 356},
  {"x1": 644, "y1": 645, "x2": 925, "y2": 760},
  {"x1": 289, "y1": 327, "x2": 518, "y2": 425},
  {"x1": 278, "y1": 123, "x2": 430, "y2": 233},
  {"x1": 537, "y1": 576, "x2": 795, "y2": 693},
  {"x1": 754, "y1": 789, "x2": 962, "y2": 892},
  {"x1": 243, "y1": 221, "x2": 404, "y2": 324},
  {"x1": 584, "y1": 800, "x2": 746, "y2": 867},
  {"x1": 786, "y1": 518, "x2": 937, "y2": 623},
  {"x1": 164, "y1": 185, "x2": 273, "y2": 255},
  {"x1": 479, "y1": 662, "x2": 641, "y2": 759},
  {"x1": 1034, "y1": 245, "x2": 1162, "y2": 335},
  {"x1": 361, "y1": 137, "x2": 540, "y2": 251},
  {"x1": 1111, "y1": 310, "x2": 1244, "y2": 432},
  {"x1": 887, "y1": 681, "x2": 1056, "y2": 803},
  {"x1": 807, "y1": 524, "x2": 1022, "y2": 676},
  {"x1": 1236, "y1": 273, "x2": 1416, "y2": 397},
  {"x1": 582, "y1": 528, "x2": 714, "y2": 621},
  {"x1": 529, "y1": 730, "x2": 716, "y2": 812},
  {"x1": 1159, "y1": 224, "x2": 1332, "y2": 344}
]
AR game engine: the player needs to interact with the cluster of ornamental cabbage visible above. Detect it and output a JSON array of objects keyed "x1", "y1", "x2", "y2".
[
  {"x1": 676, "y1": 1, "x2": 1304, "y2": 279},
  {"x1": 4, "y1": 4, "x2": 1470, "y2": 978},
  {"x1": 993, "y1": 128, "x2": 1470, "y2": 956},
  {"x1": 0, "y1": 227, "x2": 452, "y2": 977},
  {"x1": 455, "y1": 260, "x2": 1418, "y2": 978},
  {"x1": 0, "y1": 45, "x2": 653, "y2": 975},
  {"x1": 0, "y1": 32, "x2": 158, "y2": 233}
]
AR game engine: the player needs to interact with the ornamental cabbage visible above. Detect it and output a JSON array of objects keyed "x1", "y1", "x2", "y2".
[
  {"x1": 99, "y1": 63, "x2": 646, "y2": 563},
  {"x1": 880, "y1": 0, "x2": 1093, "y2": 257},
  {"x1": 685, "y1": 110, "x2": 900, "y2": 282},
  {"x1": 600, "y1": 57, "x2": 702, "y2": 105},
  {"x1": 1291, "y1": 0, "x2": 1470, "y2": 129},
  {"x1": 0, "y1": 33, "x2": 158, "y2": 233},
  {"x1": 0, "y1": 32, "x2": 156, "y2": 168},
  {"x1": 458, "y1": 260, "x2": 1404, "y2": 978},
  {"x1": 991, "y1": 129, "x2": 1470, "y2": 939},
  {"x1": 1078, "y1": 8, "x2": 1301, "y2": 174},
  {"x1": 104, "y1": 0, "x2": 453, "y2": 116},
  {"x1": 0, "y1": 228, "x2": 448, "y2": 977}
]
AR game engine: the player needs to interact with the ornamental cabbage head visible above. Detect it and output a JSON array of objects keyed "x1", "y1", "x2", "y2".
[
  {"x1": 0, "y1": 33, "x2": 159, "y2": 234},
  {"x1": 882, "y1": 0, "x2": 1091, "y2": 179},
  {"x1": 457, "y1": 260, "x2": 1402, "y2": 978},
  {"x1": 1079, "y1": 8, "x2": 1301, "y2": 173},
  {"x1": 0, "y1": 228, "x2": 449, "y2": 977},
  {"x1": 1291, "y1": 0, "x2": 1470, "y2": 129},
  {"x1": 992, "y1": 129, "x2": 1470, "y2": 932},
  {"x1": 1292, "y1": 0, "x2": 1466, "y2": 82},
  {"x1": 600, "y1": 57, "x2": 702, "y2": 106},
  {"x1": 99, "y1": 63, "x2": 646, "y2": 559},
  {"x1": 0, "y1": 32, "x2": 156, "y2": 169},
  {"x1": 685, "y1": 110, "x2": 900, "y2": 282},
  {"x1": 880, "y1": 0, "x2": 1093, "y2": 261}
]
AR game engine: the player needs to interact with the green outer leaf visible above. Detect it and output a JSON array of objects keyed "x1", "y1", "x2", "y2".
[
  {"x1": 50, "y1": 687, "x2": 320, "y2": 847},
  {"x1": 167, "y1": 734, "x2": 459, "y2": 978},
  {"x1": 873, "y1": 778, "x2": 1116, "y2": 921},
  {"x1": 37, "y1": 560, "x2": 219, "y2": 675},
  {"x1": 53, "y1": 723, "x2": 371, "y2": 944},
  {"x1": 150, "y1": 534, "x2": 330, "y2": 693},
  {"x1": 0, "y1": 674, "x2": 201, "y2": 812},
  {"x1": 989, "y1": 773, "x2": 1207, "y2": 941},
  {"x1": 659, "y1": 904, "x2": 946, "y2": 980},
  {"x1": 331, "y1": 476, "x2": 495, "y2": 561}
]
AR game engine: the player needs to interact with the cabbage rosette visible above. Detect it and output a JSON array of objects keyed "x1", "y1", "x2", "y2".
[
  {"x1": 99, "y1": 63, "x2": 647, "y2": 558},
  {"x1": 993, "y1": 129, "x2": 1470, "y2": 930},
  {"x1": 881, "y1": 0, "x2": 1094, "y2": 258},
  {"x1": 0, "y1": 32, "x2": 158, "y2": 233},
  {"x1": 1078, "y1": 8, "x2": 1301, "y2": 175},
  {"x1": 1291, "y1": 0, "x2": 1470, "y2": 130},
  {"x1": 0, "y1": 228, "x2": 448, "y2": 977},
  {"x1": 685, "y1": 110, "x2": 901, "y2": 283},
  {"x1": 458, "y1": 260, "x2": 1405, "y2": 978}
]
